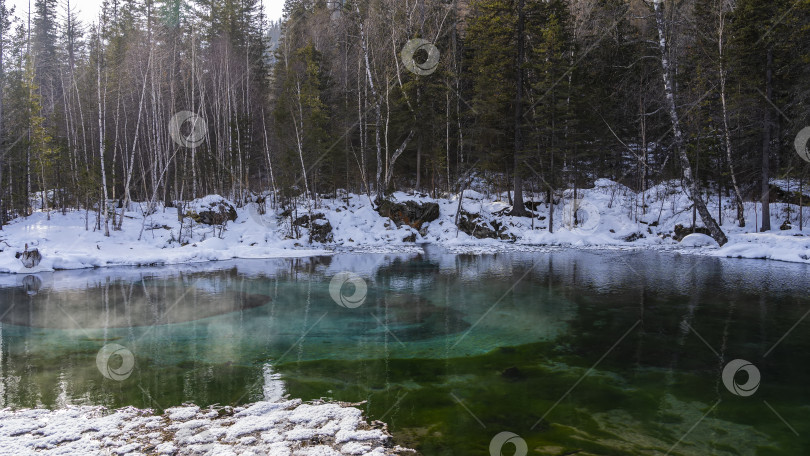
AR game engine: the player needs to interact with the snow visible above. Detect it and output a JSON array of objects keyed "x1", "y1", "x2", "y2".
[
  {"x1": 680, "y1": 233, "x2": 719, "y2": 247},
  {"x1": 0, "y1": 399, "x2": 411, "y2": 455},
  {"x1": 0, "y1": 196, "x2": 328, "y2": 274},
  {"x1": 4, "y1": 179, "x2": 810, "y2": 273}
]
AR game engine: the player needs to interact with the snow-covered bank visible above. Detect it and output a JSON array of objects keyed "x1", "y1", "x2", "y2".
[
  {"x1": 0, "y1": 363, "x2": 413, "y2": 455},
  {"x1": 0, "y1": 399, "x2": 413, "y2": 455},
  {"x1": 3, "y1": 178, "x2": 810, "y2": 273},
  {"x1": 0, "y1": 200, "x2": 330, "y2": 274}
]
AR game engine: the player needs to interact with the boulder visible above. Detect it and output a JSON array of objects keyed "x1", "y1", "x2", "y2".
[
  {"x1": 16, "y1": 248, "x2": 42, "y2": 269},
  {"x1": 457, "y1": 210, "x2": 514, "y2": 240},
  {"x1": 376, "y1": 200, "x2": 439, "y2": 230},
  {"x1": 293, "y1": 213, "x2": 333, "y2": 243},
  {"x1": 673, "y1": 224, "x2": 711, "y2": 242},
  {"x1": 187, "y1": 199, "x2": 237, "y2": 226}
]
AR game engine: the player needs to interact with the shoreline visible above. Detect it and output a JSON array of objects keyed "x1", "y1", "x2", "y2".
[{"x1": 3, "y1": 180, "x2": 810, "y2": 274}]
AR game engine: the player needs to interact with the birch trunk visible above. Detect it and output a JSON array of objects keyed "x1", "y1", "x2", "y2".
[
  {"x1": 97, "y1": 29, "x2": 109, "y2": 236},
  {"x1": 653, "y1": 0, "x2": 727, "y2": 245},
  {"x1": 356, "y1": 4, "x2": 383, "y2": 198},
  {"x1": 717, "y1": 3, "x2": 745, "y2": 227}
]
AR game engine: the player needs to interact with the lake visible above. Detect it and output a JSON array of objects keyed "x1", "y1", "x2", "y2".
[{"x1": 0, "y1": 248, "x2": 808, "y2": 455}]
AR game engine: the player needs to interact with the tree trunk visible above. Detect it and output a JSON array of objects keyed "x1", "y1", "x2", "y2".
[
  {"x1": 356, "y1": 4, "x2": 383, "y2": 198},
  {"x1": 760, "y1": 46, "x2": 773, "y2": 232},
  {"x1": 384, "y1": 131, "x2": 415, "y2": 188},
  {"x1": 653, "y1": 0, "x2": 727, "y2": 245},
  {"x1": 509, "y1": 0, "x2": 528, "y2": 217},
  {"x1": 97, "y1": 29, "x2": 109, "y2": 237},
  {"x1": 0, "y1": 8, "x2": 4, "y2": 230},
  {"x1": 717, "y1": 5, "x2": 745, "y2": 227}
]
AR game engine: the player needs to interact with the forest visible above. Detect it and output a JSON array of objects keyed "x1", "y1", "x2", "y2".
[{"x1": 0, "y1": 0, "x2": 808, "y2": 246}]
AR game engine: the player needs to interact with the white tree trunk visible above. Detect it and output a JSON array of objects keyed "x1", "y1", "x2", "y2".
[{"x1": 653, "y1": 0, "x2": 727, "y2": 245}]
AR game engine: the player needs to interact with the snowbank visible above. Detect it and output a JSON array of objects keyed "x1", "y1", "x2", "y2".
[{"x1": 4, "y1": 178, "x2": 810, "y2": 273}]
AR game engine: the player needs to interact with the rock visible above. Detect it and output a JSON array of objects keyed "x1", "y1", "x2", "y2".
[
  {"x1": 376, "y1": 200, "x2": 440, "y2": 230},
  {"x1": 16, "y1": 248, "x2": 42, "y2": 269},
  {"x1": 781, "y1": 220, "x2": 792, "y2": 231},
  {"x1": 456, "y1": 210, "x2": 514, "y2": 240},
  {"x1": 524, "y1": 201, "x2": 544, "y2": 211},
  {"x1": 293, "y1": 213, "x2": 333, "y2": 243},
  {"x1": 187, "y1": 199, "x2": 237, "y2": 226},
  {"x1": 623, "y1": 232, "x2": 644, "y2": 242},
  {"x1": 501, "y1": 366, "x2": 524, "y2": 380},
  {"x1": 673, "y1": 224, "x2": 711, "y2": 242}
]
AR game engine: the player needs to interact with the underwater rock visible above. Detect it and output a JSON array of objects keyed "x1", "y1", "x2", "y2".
[{"x1": 501, "y1": 366, "x2": 524, "y2": 380}]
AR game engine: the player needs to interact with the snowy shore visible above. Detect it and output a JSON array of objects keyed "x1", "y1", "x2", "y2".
[
  {"x1": 0, "y1": 364, "x2": 415, "y2": 456},
  {"x1": 0, "y1": 399, "x2": 414, "y2": 455},
  {"x1": 2, "y1": 178, "x2": 810, "y2": 273}
]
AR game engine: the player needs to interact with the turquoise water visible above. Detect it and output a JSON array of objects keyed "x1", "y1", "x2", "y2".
[{"x1": 0, "y1": 250, "x2": 808, "y2": 455}]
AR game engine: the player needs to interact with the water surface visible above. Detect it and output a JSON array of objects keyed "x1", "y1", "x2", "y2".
[{"x1": 0, "y1": 249, "x2": 808, "y2": 455}]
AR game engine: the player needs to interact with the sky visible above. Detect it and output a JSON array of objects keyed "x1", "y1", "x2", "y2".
[{"x1": 8, "y1": 0, "x2": 285, "y2": 26}]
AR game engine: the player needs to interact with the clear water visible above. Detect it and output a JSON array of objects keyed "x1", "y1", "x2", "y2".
[{"x1": 1, "y1": 249, "x2": 809, "y2": 455}]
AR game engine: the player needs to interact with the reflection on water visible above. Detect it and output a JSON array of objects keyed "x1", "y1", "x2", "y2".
[{"x1": 0, "y1": 250, "x2": 809, "y2": 455}]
